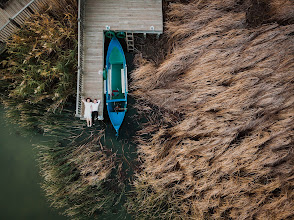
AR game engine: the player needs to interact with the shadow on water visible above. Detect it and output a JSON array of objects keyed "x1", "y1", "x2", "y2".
[
  {"x1": 50, "y1": 50, "x2": 139, "y2": 219},
  {"x1": 93, "y1": 96, "x2": 140, "y2": 220},
  {"x1": 91, "y1": 51, "x2": 140, "y2": 220},
  {"x1": 81, "y1": 49, "x2": 139, "y2": 176}
]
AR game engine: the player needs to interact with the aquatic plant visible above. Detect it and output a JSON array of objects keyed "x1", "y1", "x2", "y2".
[
  {"x1": 37, "y1": 131, "x2": 125, "y2": 219},
  {"x1": 127, "y1": 0, "x2": 294, "y2": 219},
  {"x1": 0, "y1": 0, "x2": 80, "y2": 134},
  {"x1": 0, "y1": 1, "x2": 128, "y2": 219},
  {"x1": 0, "y1": 0, "x2": 77, "y2": 112}
]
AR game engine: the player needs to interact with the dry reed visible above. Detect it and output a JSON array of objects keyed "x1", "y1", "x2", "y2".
[
  {"x1": 38, "y1": 132, "x2": 123, "y2": 219},
  {"x1": 0, "y1": 0, "x2": 78, "y2": 112},
  {"x1": 127, "y1": 0, "x2": 294, "y2": 219}
]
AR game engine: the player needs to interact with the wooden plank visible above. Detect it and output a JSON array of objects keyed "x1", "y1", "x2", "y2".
[
  {"x1": 0, "y1": 0, "x2": 31, "y2": 27},
  {"x1": 0, "y1": 0, "x2": 49, "y2": 43},
  {"x1": 83, "y1": 0, "x2": 163, "y2": 33},
  {"x1": 80, "y1": 0, "x2": 163, "y2": 120},
  {"x1": 81, "y1": 26, "x2": 104, "y2": 119}
]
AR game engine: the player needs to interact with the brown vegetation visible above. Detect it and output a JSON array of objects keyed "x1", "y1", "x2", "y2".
[
  {"x1": 128, "y1": 0, "x2": 294, "y2": 219},
  {"x1": 38, "y1": 132, "x2": 122, "y2": 218},
  {"x1": 0, "y1": 0, "x2": 77, "y2": 112}
]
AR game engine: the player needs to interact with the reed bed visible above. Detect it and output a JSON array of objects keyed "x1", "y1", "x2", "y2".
[
  {"x1": 37, "y1": 132, "x2": 124, "y2": 219},
  {"x1": 128, "y1": 0, "x2": 294, "y2": 219},
  {"x1": 0, "y1": 0, "x2": 80, "y2": 135},
  {"x1": 0, "y1": 1, "x2": 127, "y2": 219},
  {"x1": 0, "y1": 0, "x2": 77, "y2": 112}
]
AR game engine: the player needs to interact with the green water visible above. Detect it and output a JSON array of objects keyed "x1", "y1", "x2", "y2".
[
  {"x1": 0, "y1": 103, "x2": 138, "y2": 220},
  {"x1": 0, "y1": 52, "x2": 137, "y2": 220},
  {"x1": 0, "y1": 107, "x2": 66, "y2": 220},
  {"x1": 0, "y1": 98, "x2": 138, "y2": 220}
]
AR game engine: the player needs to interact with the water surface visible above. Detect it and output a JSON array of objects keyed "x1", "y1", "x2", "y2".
[
  {"x1": 0, "y1": 51, "x2": 137, "y2": 220},
  {"x1": 0, "y1": 107, "x2": 66, "y2": 220}
]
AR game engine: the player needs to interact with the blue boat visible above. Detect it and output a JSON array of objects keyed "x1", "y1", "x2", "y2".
[{"x1": 105, "y1": 36, "x2": 128, "y2": 136}]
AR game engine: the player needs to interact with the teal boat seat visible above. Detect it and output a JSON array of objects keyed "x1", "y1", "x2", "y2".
[{"x1": 109, "y1": 47, "x2": 124, "y2": 64}]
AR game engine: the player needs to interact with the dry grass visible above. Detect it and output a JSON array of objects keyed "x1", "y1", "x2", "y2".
[
  {"x1": 127, "y1": 0, "x2": 294, "y2": 219},
  {"x1": 69, "y1": 136, "x2": 115, "y2": 185},
  {"x1": 0, "y1": 0, "x2": 78, "y2": 112},
  {"x1": 38, "y1": 132, "x2": 123, "y2": 219},
  {"x1": 47, "y1": 0, "x2": 77, "y2": 18}
]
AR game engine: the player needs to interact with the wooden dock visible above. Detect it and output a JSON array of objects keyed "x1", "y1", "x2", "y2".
[
  {"x1": 76, "y1": 0, "x2": 163, "y2": 120},
  {"x1": 0, "y1": 0, "x2": 31, "y2": 28},
  {"x1": 0, "y1": 0, "x2": 48, "y2": 53},
  {"x1": 0, "y1": 0, "x2": 163, "y2": 120}
]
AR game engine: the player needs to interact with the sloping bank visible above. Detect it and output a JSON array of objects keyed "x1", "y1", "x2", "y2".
[{"x1": 127, "y1": 0, "x2": 294, "y2": 219}]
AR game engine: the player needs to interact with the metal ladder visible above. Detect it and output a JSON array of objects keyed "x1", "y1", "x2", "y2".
[{"x1": 126, "y1": 32, "x2": 134, "y2": 53}]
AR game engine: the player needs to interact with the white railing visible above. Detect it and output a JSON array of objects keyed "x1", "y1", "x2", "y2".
[
  {"x1": 0, "y1": 0, "x2": 48, "y2": 53},
  {"x1": 75, "y1": 0, "x2": 85, "y2": 117}
]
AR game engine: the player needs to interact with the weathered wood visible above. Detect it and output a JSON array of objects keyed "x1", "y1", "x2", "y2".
[
  {"x1": 80, "y1": 0, "x2": 163, "y2": 120},
  {"x1": 0, "y1": 0, "x2": 31, "y2": 28},
  {"x1": 0, "y1": 0, "x2": 48, "y2": 42}
]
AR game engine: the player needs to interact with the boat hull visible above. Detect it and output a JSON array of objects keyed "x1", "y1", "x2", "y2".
[{"x1": 105, "y1": 36, "x2": 127, "y2": 135}]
